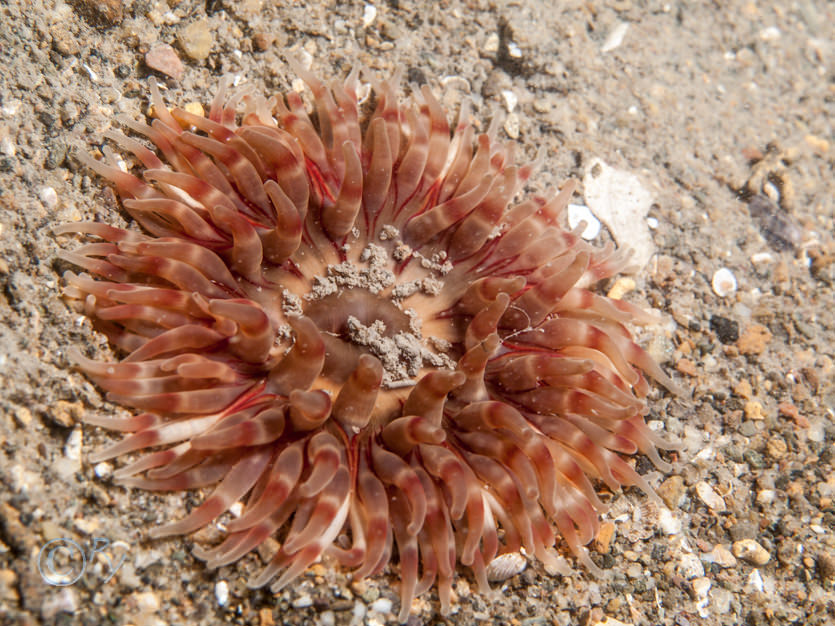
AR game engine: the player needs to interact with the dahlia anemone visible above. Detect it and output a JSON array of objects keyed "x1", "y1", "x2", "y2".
[{"x1": 58, "y1": 60, "x2": 679, "y2": 620}]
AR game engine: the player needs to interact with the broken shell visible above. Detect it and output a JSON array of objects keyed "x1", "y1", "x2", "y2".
[{"x1": 486, "y1": 552, "x2": 527, "y2": 582}]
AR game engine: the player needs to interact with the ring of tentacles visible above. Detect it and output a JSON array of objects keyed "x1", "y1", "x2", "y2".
[{"x1": 57, "y1": 60, "x2": 679, "y2": 621}]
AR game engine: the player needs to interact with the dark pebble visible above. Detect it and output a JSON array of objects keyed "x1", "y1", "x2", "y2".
[
  {"x1": 709, "y1": 315, "x2": 739, "y2": 344},
  {"x1": 743, "y1": 449, "x2": 765, "y2": 469},
  {"x1": 747, "y1": 194, "x2": 803, "y2": 252}
]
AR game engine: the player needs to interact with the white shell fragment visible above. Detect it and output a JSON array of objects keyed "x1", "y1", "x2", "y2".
[
  {"x1": 362, "y1": 4, "x2": 376, "y2": 28},
  {"x1": 567, "y1": 203, "x2": 601, "y2": 240},
  {"x1": 486, "y1": 552, "x2": 527, "y2": 582},
  {"x1": 214, "y1": 580, "x2": 229, "y2": 607},
  {"x1": 601, "y1": 22, "x2": 629, "y2": 53},
  {"x1": 583, "y1": 158, "x2": 655, "y2": 271},
  {"x1": 711, "y1": 267, "x2": 738, "y2": 297}
]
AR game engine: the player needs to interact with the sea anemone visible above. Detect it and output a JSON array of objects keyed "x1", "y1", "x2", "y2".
[{"x1": 58, "y1": 61, "x2": 679, "y2": 621}]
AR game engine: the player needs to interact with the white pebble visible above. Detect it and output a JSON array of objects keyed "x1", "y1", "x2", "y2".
[
  {"x1": 1, "y1": 136, "x2": 15, "y2": 157},
  {"x1": 732, "y1": 538, "x2": 770, "y2": 565},
  {"x1": 292, "y1": 593, "x2": 313, "y2": 609},
  {"x1": 503, "y1": 113, "x2": 520, "y2": 139},
  {"x1": 750, "y1": 252, "x2": 774, "y2": 265},
  {"x1": 352, "y1": 600, "x2": 366, "y2": 620},
  {"x1": 362, "y1": 4, "x2": 376, "y2": 28},
  {"x1": 41, "y1": 588, "x2": 79, "y2": 619},
  {"x1": 678, "y1": 553, "x2": 705, "y2": 579},
  {"x1": 486, "y1": 551, "x2": 526, "y2": 582},
  {"x1": 695, "y1": 481, "x2": 726, "y2": 512},
  {"x1": 646, "y1": 216, "x2": 659, "y2": 229},
  {"x1": 601, "y1": 21, "x2": 629, "y2": 52},
  {"x1": 759, "y1": 26, "x2": 781, "y2": 41},
  {"x1": 318, "y1": 610, "x2": 336, "y2": 626},
  {"x1": 711, "y1": 267, "x2": 737, "y2": 297},
  {"x1": 692, "y1": 576, "x2": 711, "y2": 598},
  {"x1": 94, "y1": 462, "x2": 113, "y2": 478},
  {"x1": 64, "y1": 426, "x2": 82, "y2": 462},
  {"x1": 215, "y1": 580, "x2": 229, "y2": 607},
  {"x1": 501, "y1": 89, "x2": 518, "y2": 113},
  {"x1": 756, "y1": 489, "x2": 775, "y2": 505},
  {"x1": 134, "y1": 591, "x2": 160, "y2": 613},
  {"x1": 658, "y1": 508, "x2": 682, "y2": 535},
  {"x1": 483, "y1": 33, "x2": 500, "y2": 54},
  {"x1": 39, "y1": 186, "x2": 59, "y2": 209},
  {"x1": 506, "y1": 41, "x2": 523, "y2": 58},
  {"x1": 370, "y1": 598, "x2": 393, "y2": 614},
  {"x1": 567, "y1": 204, "x2": 601, "y2": 240},
  {"x1": 747, "y1": 568, "x2": 764, "y2": 592},
  {"x1": 1, "y1": 100, "x2": 21, "y2": 117},
  {"x1": 704, "y1": 544, "x2": 737, "y2": 568}
]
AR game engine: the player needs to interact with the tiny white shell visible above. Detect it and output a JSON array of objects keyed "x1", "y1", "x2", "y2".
[
  {"x1": 711, "y1": 267, "x2": 737, "y2": 297},
  {"x1": 485, "y1": 552, "x2": 527, "y2": 582}
]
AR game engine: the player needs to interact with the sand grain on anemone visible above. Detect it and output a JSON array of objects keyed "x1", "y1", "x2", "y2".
[{"x1": 57, "y1": 61, "x2": 680, "y2": 621}]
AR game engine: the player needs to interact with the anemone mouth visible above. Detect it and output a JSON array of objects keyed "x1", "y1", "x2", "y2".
[{"x1": 57, "y1": 62, "x2": 681, "y2": 622}]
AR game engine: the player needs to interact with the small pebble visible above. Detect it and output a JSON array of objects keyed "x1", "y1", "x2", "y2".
[
  {"x1": 744, "y1": 400, "x2": 764, "y2": 421},
  {"x1": 733, "y1": 539, "x2": 770, "y2": 565},
  {"x1": 695, "y1": 481, "x2": 726, "y2": 512},
  {"x1": 215, "y1": 580, "x2": 229, "y2": 606},
  {"x1": 370, "y1": 598, "x2": 393, "y2": 614},
  {"x1": 607, "y1": 277, "x2": 636, "y2": 300},
  {"x1": 737, "y1": 324, "x2": 772, "y2": 355},
  {"x1": 483, "y1": 33, "x2": 500, "y2": 54},
  {"x1": 678, "y1": 553, "x2": 705, "y2": 579},
  {"x1": 503, "y1": 113, "x2": 520, "y2": 139},
  {"x1": 134, "y1": 591, "x2": 160, "y2": 613},
  {"x1": 591, "y1": 616, "x2": 632, "y2": 626},
  {"x1": 658, "y1": 508, "x2": 682, "y2": 535},
  {"x1": 41, "y1": 587, "x2": 79, "y2": 619},
  {"x1": 765, "y1": 436, "x2": 787, "y2": 459},
  {"x1": 711, "y1": 267, "x2": 737, "y2": 297},
  {"x1": 601, "y1": 22, "x2": 629, "y2": 52},
  {"x1": 692, "y1": 576, "x2": 711, "y2": 598},
  {"x1": 656, "y1": 475, "x2": 686, "y2": 509},
  {"x1": 756, "y1": 489, "x2": 775, "y2": 505},
  {"x1": 705, "y1": 544, "x2": 738, "y2": 568},
  {"x1": 180, "y1": 20, "x2": 212, "y2": 61},
  {"x1": 747, "y1": 568, "x2": 764, "y2": 592},
  {"x1": 362, "y1": 4, "x2": 376, "y2": 28},
  {"x1": 64, "y1": 427, "x2": 82, "y2": 462},
  {"x1": 501, "y1": 89, "x2": 518, "y2": 113},
  {"x1": 750, "y1": 251, "x2": 774, "y2": 265},
  {"x1": 0, "y1": 569, "x2": 19, "y2": 603},
  {"x1": 709, "y1": 314, "x2": 739, "y2": 344},
  {"x1": 292, "y1": 593, "x2": 313, "y2": 609},
  {"x1": 146, "y1": 43, "x2": 185, "y2": 81},
  {"x1": 39, "y1": 186, "x2": 59, "y2": 209},
  {"x1": 183, "y1": 102, "x2": 204, "y2": 117}
]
